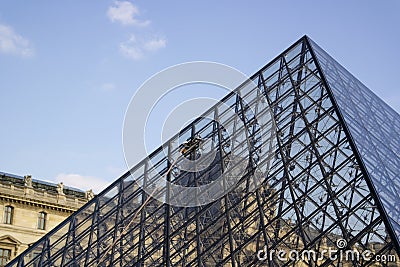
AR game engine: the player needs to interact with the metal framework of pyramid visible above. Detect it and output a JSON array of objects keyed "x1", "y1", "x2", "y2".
[{"x1": 8, "y1": 36, "x2": 400, "y2": 266}]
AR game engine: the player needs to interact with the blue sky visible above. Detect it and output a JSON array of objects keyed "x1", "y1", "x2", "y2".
[{"x1": 0, "y1": 1, "x2": 399, "y2": 192}]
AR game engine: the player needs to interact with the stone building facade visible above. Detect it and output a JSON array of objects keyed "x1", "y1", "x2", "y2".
[{"x1": 0, "y1": 172, "x2": 90, "y2": 266}]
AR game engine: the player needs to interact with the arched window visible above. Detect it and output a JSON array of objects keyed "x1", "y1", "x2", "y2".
[
  {"x1": 3, "y1": 206, "x2": 13, "y2": 224},
  {"x1": 38, "y1": 212, "x2": 47, "y2": 230}
]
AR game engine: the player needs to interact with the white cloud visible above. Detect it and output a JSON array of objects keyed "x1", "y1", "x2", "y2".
[
  {"x1": 107, "y1": 1, "x2": 166, "y2": 60},
  {"x1": 55, "y1": 173, "x2": 111, "y2": 193},
  {"x1": 107, "y1": 1, "x2": 150, "y2": 26},
  {"x1": 120, "y1": 35, "x2": 142, "y2": 60},
  {"x1": 143, "y1": 38, "x2": 167, "y2": 51},
  {"x1": 120, "y1": 34, "x2": 166, "y2": 60},
  {"x1": 0, "y1": 24, "x2": 34, "y2": 57}
]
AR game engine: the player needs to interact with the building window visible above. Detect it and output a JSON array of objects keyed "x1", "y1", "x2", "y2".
[
  {"x1": 0, "y1": 248, "x2": 11, "y2": 267},
  {"x1": 3, "y1": 206, "x2": 13, "y2": 224},
  {"x1": 38, "y1": 212, "x2": 47, "y2": 230}
]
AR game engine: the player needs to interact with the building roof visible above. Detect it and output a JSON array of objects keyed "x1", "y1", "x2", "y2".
[{"x1": 0, "y1": 171, "x2": 86, "y2": 199}]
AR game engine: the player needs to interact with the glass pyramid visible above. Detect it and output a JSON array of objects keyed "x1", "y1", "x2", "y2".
[{"x1": 7, "y1": 36, "x2": 400, "y2": 266}]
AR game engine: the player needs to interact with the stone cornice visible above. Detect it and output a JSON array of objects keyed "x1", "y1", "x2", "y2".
[{"x1": 0, "y1": 193, "x2": 79, "y2": 213}]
